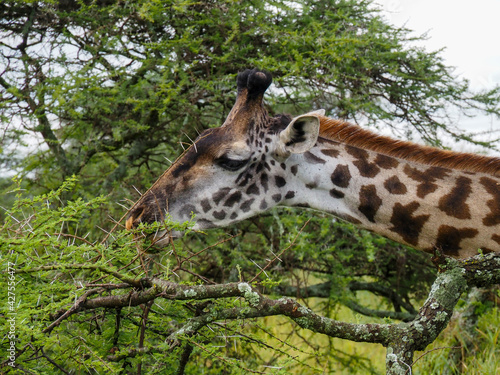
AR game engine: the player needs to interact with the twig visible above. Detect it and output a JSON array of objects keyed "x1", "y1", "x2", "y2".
[
  {"x1": 407, "y1": 346, "x2": 462, "y2": 373},
  {"x1": 250, "y1": 219, "x2": 310, "y2": 283},
  {"x1": 43, "y1": 288, "x2": 100, "y2": 333},
  {"x1": 52, "y1": 232, "x2": 94, "y2": 246},
  {"x1": 189, "y1": 341, "x2": 266, "y2": 374},
  {"x1": 172, "y1": 233, "x2": 240, "y2": 272},
  {"x1": 175, "y1": 343, "x2": 194, "y2": 375}
]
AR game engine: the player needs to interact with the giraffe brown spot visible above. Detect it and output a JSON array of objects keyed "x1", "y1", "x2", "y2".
[
  {"x1": 426, "y1": 166, "x2": 449, "y2": 180},
  {"x1": 375, "y1": 154, "x2": 399, "y2": 170},
  {"x1": 353, "y1": 159, "x2": 381, "y2": 178},
  {"x1": 246, "y1": 183, "x2": 260, "y2": 195},
  {"x1": 291, "y1": 165, "x2": 298, "y2": 176},
  {"x1": 306, "y1": 182, "x2": 318, "y2": 189},
  {"x1": 479, "y1": 177, "x2": 500, "y2": 226},
  {"x1": 261, "y1": 173, "x2": 269, "y2": 191},
  {"x1": 331, "y1": 164, "x2": 351, "y2": 188},
  {"x1": 212, "y1": 188, "x2": 231, "y2": 205},
  {"x1": 345, "y1": 146, "x2": 381, "y2": 177},
  {"x1": 321, "y1": 149, "x2": 340, "y2": 158},
  {"x1": 384, "y1": 176, "x2": 407, "y2": 195},
  {"x1": 275, "y1": 176, "x2": 286, "y2": 188},
  {"x1": 224, "y1": 191, "x2": 242, "y2": 207},
  {"x1": 389, "y1": 202, "x2": 430, "y2": 247},
  {"x1": 346, "y1": 146, "x2": 369, "y2": 160},
  {"x1": 230, "y1": 212, "x2": 238, "y2": 220},
  {"x1": 256, "y1": 163, "x2": 264, "y2": 174},
  {"x1": 330, "y1": 189, "x2": 345, "y2": 199},
  {"x1": 241, "y1": 198, "x2": 255, "y2": 212},
  {"x1": 491, "y1": 234, "x2": 500, "y2": 246},
  {"x1": 260, "y1": 200, "x2": 268, "y2": 210},
  {"x1": 213, "y1": 210, "x2": 226, "y2": 220},
  {"x1": 438, "y1": 176, "x2": 472, "y2": 220},
  {"x1": 272, "y1": 194, "x2": 282, "y2": 202},
  {"x1": 285, "y1": 191, "x2": 295, "y2": 199},
  {"x1": 305, "y1": 151, "x2": 326, "y2": 165},
  {"x1": 358, "y1": 185, "x2": 382, "y2": 223},
  {"x1": 404, "y1": 165, "x2": 449, "y2": 198},
  {"x1": 435, "y1": 225, "x2": 479, "y2": 257},
  {"x1": 416, "y1": 183, "x2": 438, "y2": 199},
  {"x1": 201, "y1": 199, "x2": 212, "y2": 213},
  {"x1": 237, "y1": 171, "x2": 253, "y2": 187}
]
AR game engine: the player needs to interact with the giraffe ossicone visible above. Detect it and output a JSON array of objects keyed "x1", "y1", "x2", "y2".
[{"x1": 126, "y1": 68, "x2": 500, "y2": 258}]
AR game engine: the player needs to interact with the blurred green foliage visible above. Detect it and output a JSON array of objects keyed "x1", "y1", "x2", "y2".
[{"x1": 2, "y1": 0, "x2": 499, "y2": 207}]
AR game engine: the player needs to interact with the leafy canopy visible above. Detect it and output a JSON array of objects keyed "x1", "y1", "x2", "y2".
[{"x1": 1, "y1": 0, "x2": 499, "y2": 204}]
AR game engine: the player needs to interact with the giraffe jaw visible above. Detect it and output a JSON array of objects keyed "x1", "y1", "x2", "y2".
[
  {"x1": 148, "y1": 229, "x2": 182, "y2": 247},
  {"x1": 137, "y1": 219, "x2": 213, "y2": 248}
]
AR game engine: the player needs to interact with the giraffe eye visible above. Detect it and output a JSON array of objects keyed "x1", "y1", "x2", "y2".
[{"x1": 215, "y1": 157, "x2": 249, "y2": 171}]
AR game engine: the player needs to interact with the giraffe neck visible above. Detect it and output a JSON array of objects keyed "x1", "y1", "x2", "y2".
[{"x1": 282, "y1": 137, "x2": 500, "y2": 258}]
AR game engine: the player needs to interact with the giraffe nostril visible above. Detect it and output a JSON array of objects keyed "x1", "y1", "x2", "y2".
[
  {"x1": 125, "y1": 216, "x2": 135, "y2": 230},
  {"x1": 125, "y1": 206, "x2": 145, "y2": 230}
]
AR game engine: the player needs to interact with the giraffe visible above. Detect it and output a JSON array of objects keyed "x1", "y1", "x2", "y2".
[{"x1": 126, "y1": 68, "x2": 500, "y2": 258}]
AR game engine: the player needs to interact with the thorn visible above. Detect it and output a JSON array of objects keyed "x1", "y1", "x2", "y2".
[
  {"x1": 107, "y1": 215, "x2": 125, "y2": 228},
  {"x1": 123, "y1": 198, "x2": 135, "y2": 205},
  {"x1": 183, "y1": 132, "x2": 197, "y2": 153},
  {"x1": 96, "y1": 225, "x2": 116, "y2": 241},
  {"x1": 164, "y1": 156, "x2": 173, "y2": 164},
  {"x1": 132, "y1": 185, "x2": 142, "y2": 196},
  {"x1": 250, "y1": 259, "x2": 269, "y2": 278},
  {"x1": 115, "y1": 202, "x2": 130, "y2": 211},
  {"x1": 269, "y1": 249, "x2": 282, "y2": 262}
]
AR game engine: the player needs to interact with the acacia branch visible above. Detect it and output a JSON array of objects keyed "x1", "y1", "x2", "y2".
[
  {"x1": 32, "y1": 253, "x2": 500, "y2": 375},
  {"x1": 275, "y1": 281, "x2": 417, "y2": 321},
  {"x1": 385, "y1": 252, "x2": 500, "y2": 375},
  {"x1": 17, "y1": 263, "x2": 142, "y2": 287}
]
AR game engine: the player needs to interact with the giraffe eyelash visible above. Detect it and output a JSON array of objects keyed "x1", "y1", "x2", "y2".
[{"x1": 215, "y1": 156, "x2": 250, "y2": 171}]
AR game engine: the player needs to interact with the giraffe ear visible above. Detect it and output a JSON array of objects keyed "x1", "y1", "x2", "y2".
[{"x1": 276, "y1": 110, "x2": 324, "y2": 157}]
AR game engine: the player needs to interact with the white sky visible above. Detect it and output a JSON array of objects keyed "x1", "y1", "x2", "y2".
[{"x1": 375, "y1": 0, "x2": 500, "y2": 137}]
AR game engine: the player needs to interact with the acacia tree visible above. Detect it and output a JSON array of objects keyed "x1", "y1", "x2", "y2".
[
  {"x1": 1, "y1": 0, "x2": 500, "y2": 374},
  {"x1": 1, "y1": 0, "x2": 499, "y2": 197},
  {"x1": 2, "y1": 179, "x2": 500, "y2": 374}
]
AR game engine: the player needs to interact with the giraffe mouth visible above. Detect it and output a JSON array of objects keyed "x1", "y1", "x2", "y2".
[
  {"x1": 125, "y1": 206, "x2": 183, "y2": 247},
  {"x1": 130, "y1": 226, "x2": 183, "y2": 248}
]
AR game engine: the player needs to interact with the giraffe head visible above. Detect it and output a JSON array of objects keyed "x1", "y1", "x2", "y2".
[{"x1": 125, "y1": 69, "x2": 323, "y2": 244}]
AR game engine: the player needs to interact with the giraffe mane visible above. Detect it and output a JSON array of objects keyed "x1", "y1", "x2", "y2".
[{"x1": 318, "y1": 116, "x2": 500, "y2": 176}]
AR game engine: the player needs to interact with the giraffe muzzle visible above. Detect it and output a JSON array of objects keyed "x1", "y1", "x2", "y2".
[{"x1": 125, "y1": 205, "x2": 145, "y2": 230}]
